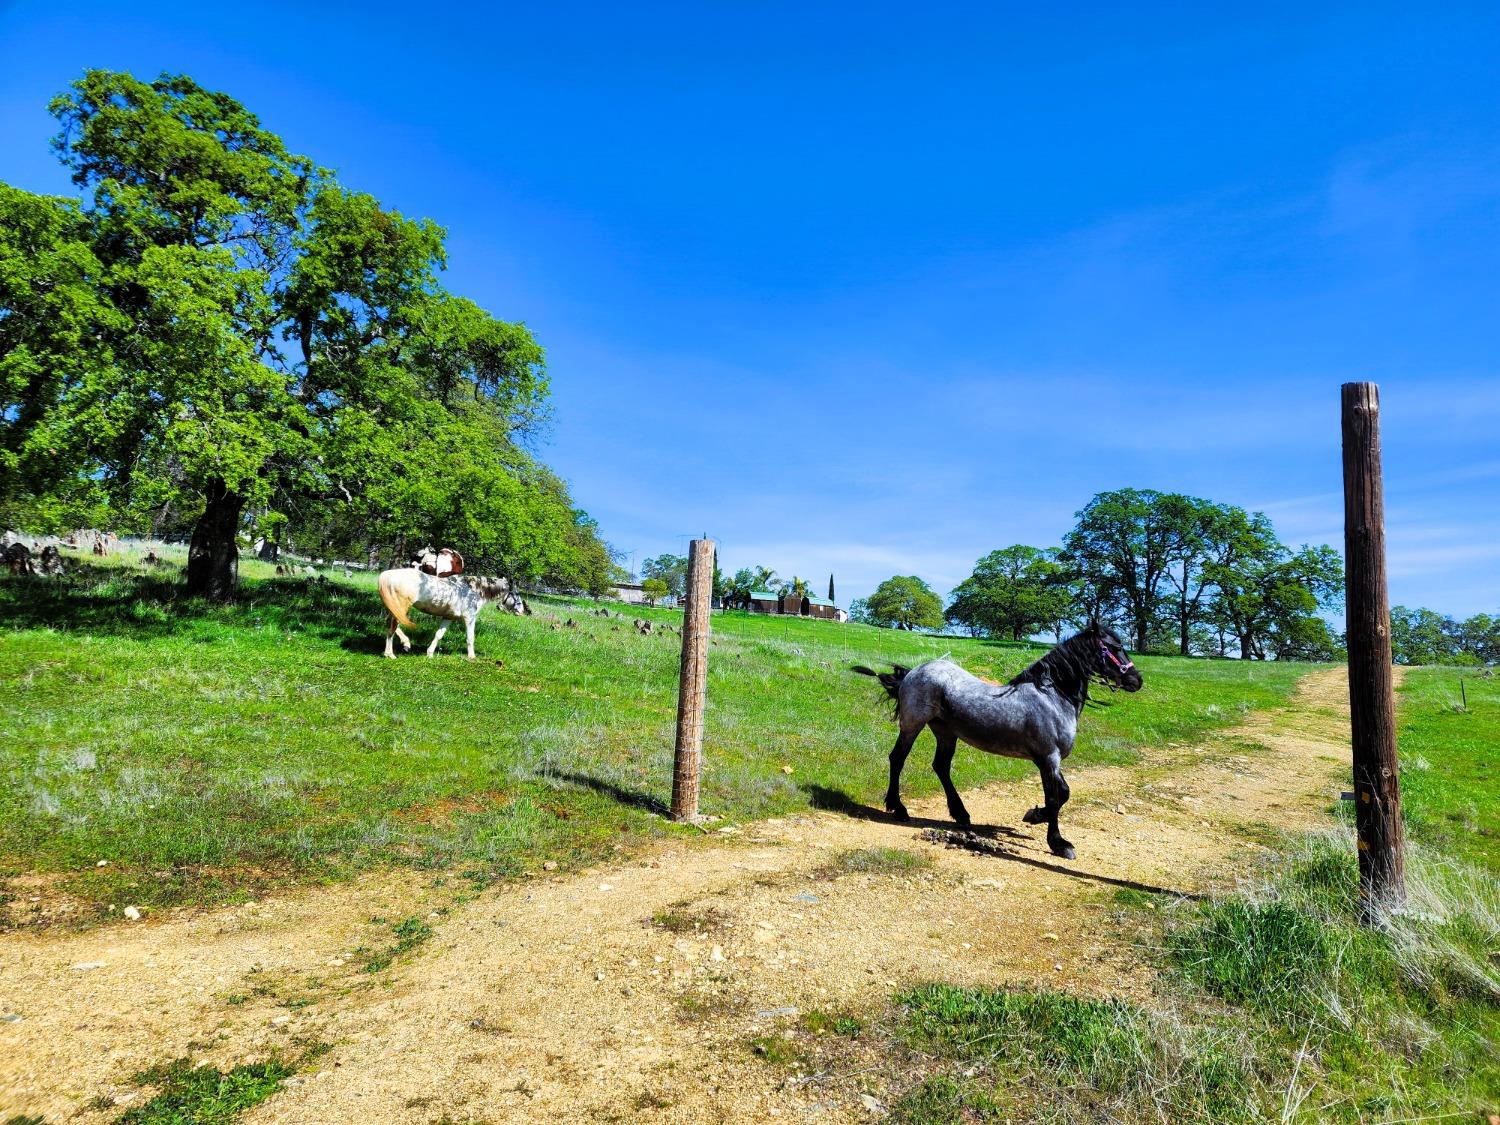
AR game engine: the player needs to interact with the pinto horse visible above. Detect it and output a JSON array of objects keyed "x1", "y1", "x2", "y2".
[
  {"x1": 377, "y1": 568, "x2": 526, "y2": 659},
  {"x1": 853, "y1": 621, "x2": 1142, "y2": 859}
]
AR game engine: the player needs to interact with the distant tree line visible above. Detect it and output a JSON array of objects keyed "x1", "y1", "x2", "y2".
[
  {"x1": 1390, "y1": 607, "x2": 1499, "y2": 666},
  {"x1": 853, "y1": 489, "x2": 1346, "y2": 660},
  {"x1": 0, "y1": 70, "x2": 616, "y2": 600}
]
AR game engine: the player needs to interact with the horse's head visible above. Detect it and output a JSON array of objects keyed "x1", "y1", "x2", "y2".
[
  {"x1": 1087, "y1": 620, "x2": 1143, "y2": 692},
  {"x1": 410, "y1": 545, "x2": 437, "y2": 570}
]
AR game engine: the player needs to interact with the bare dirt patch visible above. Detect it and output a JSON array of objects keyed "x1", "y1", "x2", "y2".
[{"x1": 0, "y1": 667, "x2": 1364, "y2": 1123}]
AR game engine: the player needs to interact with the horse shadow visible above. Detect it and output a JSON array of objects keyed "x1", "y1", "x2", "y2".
[
  {"x1": 801, "y1": 783, "x2": 1201, "y2": 901},
  {"x1": 802, "y1": 784, "x2": 1030, "y2": 840}
]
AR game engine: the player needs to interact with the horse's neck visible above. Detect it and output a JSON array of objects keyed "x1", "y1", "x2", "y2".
[{"x1": 1040, "y1": 649, "x2": 1090, "y2": 714}]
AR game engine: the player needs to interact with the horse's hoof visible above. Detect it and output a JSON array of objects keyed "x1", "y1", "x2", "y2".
[
  {"x1": 952, "y1": 812, "x2": 972, "y2": 829},
  {"x1": 1050, "y1": 840, "x2": 1076, "y2": 861},
  {"x1": 1022, "y1": 807, "x2": 1047, "y2": 825},
  {"x1": 887, "y1": 805, "x2": 910, "y2": 822}
]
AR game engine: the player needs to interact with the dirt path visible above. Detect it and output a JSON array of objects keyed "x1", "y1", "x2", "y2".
[{"x1": 1, "y1": 667, "x2": 1362, "y2": 1123}]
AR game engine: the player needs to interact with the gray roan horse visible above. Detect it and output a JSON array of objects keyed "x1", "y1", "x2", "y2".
[{"x1": 853, "y1": 621, "x2": 1143, "y2": 859}]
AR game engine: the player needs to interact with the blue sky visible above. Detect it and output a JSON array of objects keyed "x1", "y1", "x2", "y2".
[{"x1": 2, "y1": 2, "x2": 1497, "y2": 615}]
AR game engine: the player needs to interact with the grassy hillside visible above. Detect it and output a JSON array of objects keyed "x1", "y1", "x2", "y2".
[
  {"x1": 1, "y1": 551, "x2": 1310, "y2": 915},
  {"x1": 1393, "y1": 666, "x2": 1498, "y2": 873}
]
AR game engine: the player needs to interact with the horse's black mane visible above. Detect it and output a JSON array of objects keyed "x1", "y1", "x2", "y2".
[{"x1": 1007, "y1": 630, "x2": 1099, "y2": 712}]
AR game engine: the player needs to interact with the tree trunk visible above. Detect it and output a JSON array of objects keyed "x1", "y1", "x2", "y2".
[
  {"x1": 1239, "y1": 631, "x2": 1255, "y2": 661},
  {"x1": 186, "y1": 480, "x2": 245, "y2": 602},
  {"x1": 1179, "y1": 587, "x2": 1190, "y2": 655}
]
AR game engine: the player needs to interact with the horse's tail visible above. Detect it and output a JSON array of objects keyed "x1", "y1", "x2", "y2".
[
  {"x1": 378, "y1": 570, "x2": 417, "y2": 628},
  {"x1": 852, "y1": 664, "x2": 911, "y2": 717}
]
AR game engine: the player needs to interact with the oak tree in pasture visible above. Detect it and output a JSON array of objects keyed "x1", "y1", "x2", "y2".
[
  {"x1": 945, "y1": 545, "x2": 1071, "y2": 641},
  {"x1": 1206, "y1": 540, "x2": 1342, "y2": 661},
  {"x1": 642, "y1": 553, "x2": 689, "y2": 599},
  {"x1": 0, "y1": 70, "x2": 601, "y2": 600},
  {"x1": 865, "y1": 575, "x2": 944, "y2": 631},
  {"x1": 641, "y1": 577, "x2": 670, "y2": 606},
  {"x1": 1064, "y1": 488, "x2": 1189, "y2": 652},
  {"x1": 1456, "y1": 613, "x2": 1500, "y2": 664}
]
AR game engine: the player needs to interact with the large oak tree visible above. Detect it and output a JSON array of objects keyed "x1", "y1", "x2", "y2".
[{"x1": 2, "y1": 71, "x2": 606, "y2": 599}]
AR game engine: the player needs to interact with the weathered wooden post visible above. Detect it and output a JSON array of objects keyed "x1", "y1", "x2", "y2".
[
  {"x1": 1340, "y1": 382, "x2": 1405, "y2": 920},
  {"x1": 671, "y1": 538, "x2": 715, "y2": 821}
]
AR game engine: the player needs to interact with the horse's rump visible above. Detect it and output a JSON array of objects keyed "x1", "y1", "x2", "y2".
[{"x1": 378, "y1": 569, "x2": 418, "y2": 627}]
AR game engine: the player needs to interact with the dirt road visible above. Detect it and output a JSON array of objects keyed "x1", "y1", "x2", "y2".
[{"x1": 0, "y1": 667, "x2": 1360, "y2": 1123}]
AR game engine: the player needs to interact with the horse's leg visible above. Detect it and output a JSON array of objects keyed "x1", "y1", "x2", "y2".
[
  {"x1": 464, "y1": 616, "x2": 477, "y2": 660},
  {"x1": 427, "y1": 622, "x2": 449, "y2": 657},
  {"x1": 929, "y1": 721, "x2": 971, "y2": 828},
  {"x1": 395, "y1": 626, "x2": 412, "y2": 652},
  {"x1": 1036, "y1": 750, "x2": 1075, "y2": 860},
  {"x1": 1022, "y1": 755, "x2": 1053, "y2": 825},
  {"x1": 885, "y1": 727, "x2": 920, "y2": 820},
  {"x1": 385, "y1": 614, "x2": 398, "y2": 659}
]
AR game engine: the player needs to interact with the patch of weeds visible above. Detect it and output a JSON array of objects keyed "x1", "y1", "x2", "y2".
[
  {"x1": 1111, "y1": 887, "x2": 1159, "y2": 909},
  {"x1": 1166, "y1": 898, "x2": 1337, "y2": 1015},
  {"x1": 1160, "y1": 832, "x2": 1500, "y2": 1121},
  {"x1": 632, "y1": 1089, "x2": 677, "y2": 1110},
  {"x1": 119, "y1": 1058, "x2": 295, "y2": 1124},
  {"x1": 826, "y1": 847, "x2": 932, "y2": 876},
  {"x1": 1223, "y1": 819, "x2": 1284, "y2": 849},
  {"x1": 890, "y1": 1075, "x2": 1002, "y2": 1124},
  {"x1": 222, "y1": 994, "x2": 246, "y2": 1006},
  {"x1": 675, "y1": 990, "x2": 743, "y2": 1024},
  {"x1": 648, "y1": 905, "x2": 727, "y2": 935},
  {"x1": 802, "y1": 1009, "x2": 865, "y2": 1038},
  {"x1": 5, "y1": 1116, "x2": 50, "y2": 1125},
  {"x1": 896, "y1": 984, "x2": 1261, "y2": 1123},
  {"x1": 361, "y1": 915, "x2": 434, "y2": 973},
  {"x1": 748, "y1": 1033, "x2": 811, "y2": 1069}
]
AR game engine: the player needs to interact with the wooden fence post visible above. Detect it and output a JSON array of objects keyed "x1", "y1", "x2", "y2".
[
  {"x1": 1340, "y1": 382, "x2": 1405, "y2": 920},
  {"x1": 672, "y1": 538, "x2": 714, "y2": 822}
]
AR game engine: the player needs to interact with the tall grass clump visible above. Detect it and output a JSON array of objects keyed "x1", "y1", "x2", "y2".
[
  {"x1": 894, "y1": 983, "x2": 1263, "y2": 1124},
  {"x1": 892, "y1": 836, "x2": 1498, "y2": 1124},
  {"x1": 1163, "y1": 832, "x2": 1499, "y2": 1122}
]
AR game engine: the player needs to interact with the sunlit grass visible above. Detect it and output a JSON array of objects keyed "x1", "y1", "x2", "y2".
[{"x1": 0, "y1": 553, "x2": 1310, "y2": 912}]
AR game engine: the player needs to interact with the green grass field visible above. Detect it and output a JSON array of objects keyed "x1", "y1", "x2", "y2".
[
  {"x1": 0, "y1": 550, "x2": 1309, "y2": 915},
  {"x1": 1392, "y1": 666, "x2": 1498, "y2": 873}
]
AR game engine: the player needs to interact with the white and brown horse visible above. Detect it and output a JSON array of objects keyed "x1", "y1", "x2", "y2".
[{"x1": 377, "y1": 568, "x2": 527, "y2": 659}]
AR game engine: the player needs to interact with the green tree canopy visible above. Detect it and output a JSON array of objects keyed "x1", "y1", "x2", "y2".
[
  {"x1": 642, "y1": 553, "x2": 689, "y2": 599},
  {"x1": 1206, "y1": 541, "x2": 1343, "y2": 661},
  {"x1": 945, "y1": 545, "x2": 1071, "y2": 640},
  {"x1": 1, "y1": 69, "x2": 606, "y2": 599},
  {"x1": 1064, "y1": 488, "x2": 1192, "y2": 652},
  {"x1": 865, "y1": 575, "x2": 944, "y2": 631}
]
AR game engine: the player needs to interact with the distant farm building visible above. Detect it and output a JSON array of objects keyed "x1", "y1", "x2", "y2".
[{"x1": 744, "y1": 589, "x2": 844, "y2": 621}]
